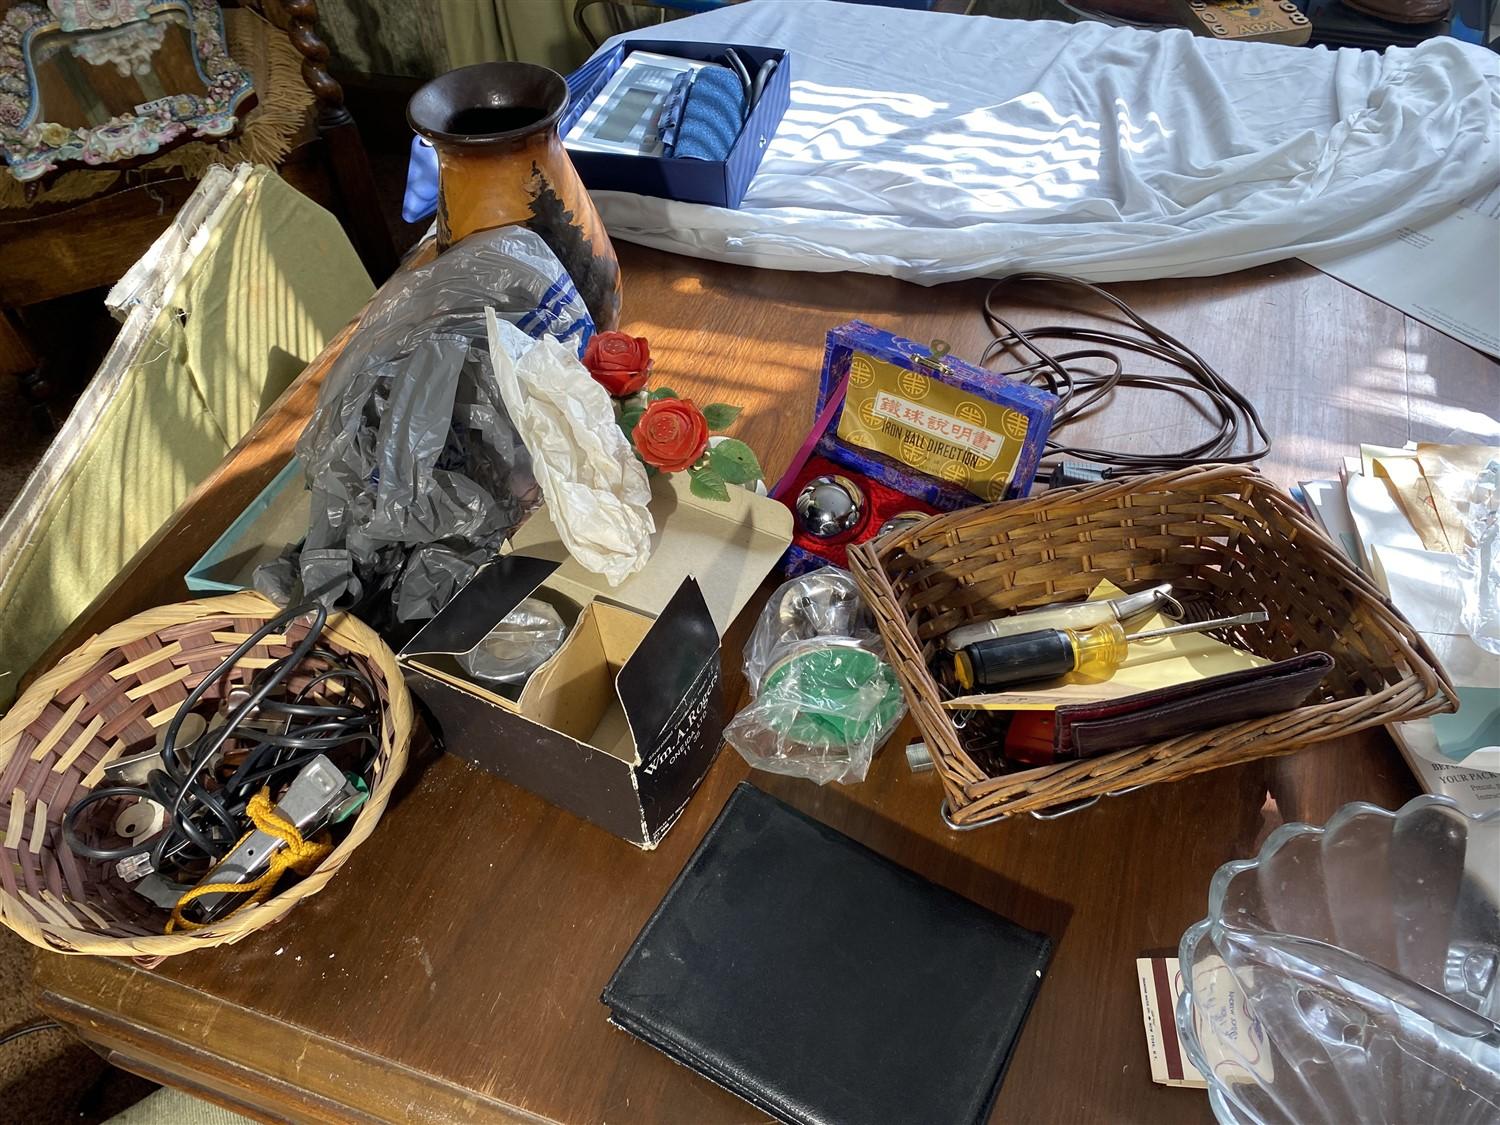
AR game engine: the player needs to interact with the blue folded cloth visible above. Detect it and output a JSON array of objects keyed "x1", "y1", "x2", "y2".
[{"x1": 671, "y1": 66, "x2": 746, "y2": 162}]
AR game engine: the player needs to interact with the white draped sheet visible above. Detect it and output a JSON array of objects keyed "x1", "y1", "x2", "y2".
[{"x1": 592, "y1": 0, "x2": 1500, "y2": 283}]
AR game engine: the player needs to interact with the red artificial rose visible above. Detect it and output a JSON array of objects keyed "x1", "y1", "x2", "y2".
[
  {"x1": 583, "y1": 331, "x2": 652, "y2": 396},
  {"x1": 632, "y1": 398, "x2": 710, "y2": 473}
]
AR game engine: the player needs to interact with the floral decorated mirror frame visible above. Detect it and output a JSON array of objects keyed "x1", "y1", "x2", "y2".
[{"x1": 0, "y1": 0, "x2": 254, "y2": 183}]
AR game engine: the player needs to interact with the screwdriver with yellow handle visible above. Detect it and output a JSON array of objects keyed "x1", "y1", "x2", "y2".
[{"x1": 952, "y1": 610, "x2": 1269, "y2": 691}]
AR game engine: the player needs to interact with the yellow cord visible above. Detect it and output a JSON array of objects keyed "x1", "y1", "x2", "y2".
[{"x1": 166, "y1": 788, "x2": 331, "y2": 933}]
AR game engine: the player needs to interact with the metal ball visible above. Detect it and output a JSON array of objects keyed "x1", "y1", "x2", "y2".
[
  {"x1": 795, "y1": 474, "x2": 865, "y2": 539},
  {"x1": 773, "y1": 570, "x2": 862, "y2": 639},
  {"x1": 877, "y1": 510, "x2": 926, "y2": 538}
]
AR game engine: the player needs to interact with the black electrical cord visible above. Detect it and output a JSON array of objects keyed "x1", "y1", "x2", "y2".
[
  {"x1": 980, "y1": 272, "x2": 1271, "y2": 475},
  {"x1": 62, "y1": 603, "x2": 379, "y2": 883},
  {"x1": 146, "y1": 602, "x2": 330, "y2": 874},
  {"x1": 0, "y1": 1019, "x2": 61, "y2": 1047}
]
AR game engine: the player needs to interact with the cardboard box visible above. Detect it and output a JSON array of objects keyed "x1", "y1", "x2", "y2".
[
  {"x1": 774, "y1": 321, "x2": 1058, "y2": 575},
  {"x1": 399, "y1": 474, "x2": 792, "y2": 847},
  {"x1": 185, "y1": 456, "x2": 792, "y2": 846},
  {"x1": 561, "y1": 39, "x2": 791, "y2": 209}
]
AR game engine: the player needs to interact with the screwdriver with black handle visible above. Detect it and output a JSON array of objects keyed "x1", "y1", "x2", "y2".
[{"x1": 952, "y1": 611, "x2": 1269, "y2": 691}]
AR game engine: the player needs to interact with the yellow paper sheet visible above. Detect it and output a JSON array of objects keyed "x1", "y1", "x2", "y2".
[
  {"x1": 1360, "y1": 443, "x2": 1415, "y2": 478},
  {"x1": 943, "y1": 580, "x2": 1270, "y2": 711},
  {"x1": 1415, "y1": 442, "x2": 1500, "y2": 553},
  {"x1": 1372, "y1": 456, "x2": 1452, "y2": 553}
]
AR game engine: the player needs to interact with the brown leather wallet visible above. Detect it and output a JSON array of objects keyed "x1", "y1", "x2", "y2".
[{"x1": 1051, "y1": 652, "x2": 1334, "y2": 761}]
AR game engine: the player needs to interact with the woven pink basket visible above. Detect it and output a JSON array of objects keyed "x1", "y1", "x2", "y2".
[{"x1": 0, "y1": 593, "x2": 411, "y2": 957}]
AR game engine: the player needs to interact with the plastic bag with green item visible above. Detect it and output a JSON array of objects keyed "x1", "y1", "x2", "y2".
[{"x1": 725, "y1": 569, "x2": 906, "y2": 785}]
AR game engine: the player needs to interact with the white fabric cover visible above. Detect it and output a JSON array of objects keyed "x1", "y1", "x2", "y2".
[{"x1": 593, "y1": 0, "x2": 1500, "y2": 283}]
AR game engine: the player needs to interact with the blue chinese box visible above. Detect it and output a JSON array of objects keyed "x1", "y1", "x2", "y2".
[{"x1": 772, "y1": 321, "x2": 1057, "y2": 575}]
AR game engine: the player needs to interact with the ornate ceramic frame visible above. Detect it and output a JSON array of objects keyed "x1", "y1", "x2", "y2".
[{"x1": 0, "y1": 0, "x2": 255, "y2": 182}]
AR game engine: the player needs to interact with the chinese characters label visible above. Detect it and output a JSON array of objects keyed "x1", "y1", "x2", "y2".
[{"x1": 836, "y1": 352, "x2": 1032, "y2": 500}]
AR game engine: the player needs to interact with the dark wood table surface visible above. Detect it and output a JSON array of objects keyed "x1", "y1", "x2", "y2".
[{"x1": 32, "y1": 241, "x2": 1499, "y2": 1124}]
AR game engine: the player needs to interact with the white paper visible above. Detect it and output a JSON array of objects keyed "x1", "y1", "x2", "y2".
[
  {"x1": 1380, "y1": 575, "x2": 1500, "y2": 777},
  {"x1": 1371, "y1": 544, "x2": 1469, "y2": 636},
  {"x1": 1321, "y1": 459, "x2": 1500, "y2": 799},
  {"x1": 1428, "y1": 630, "x2": 1500, "y2": 689},
  {"x1": 1395, "y1": 709, "x2": 1500, "y2": 777},
  {"x1": 1345, "y1": 475, "x2": 1425, "y2": 574},
  {"x1": 484, "y1": 310, "x2": 654, "y2": 586},
  {"x1": 1306, "y1": 184, "x2": 1500, "y2": 358},
  {"x1": 1393, "y1": 724, "x2": 1500, "y2": 813},
  {"x1": 1299, "y1": 479, "x2": 1364, "y2": 572},
  {"x1": 1414, "y1": 633, "x2": 1500, "y2": 769},
  {"x1": 1331, "y1": 472, "x2": 1500, "y2": 782}
]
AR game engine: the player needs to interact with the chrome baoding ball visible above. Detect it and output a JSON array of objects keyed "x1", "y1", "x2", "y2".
[
  {"x1": 795, "y1": 474, "x2": 865, "y2": 539},
  {"x1": 876, "y1": 510, "x2": 926, "y2": 539}
]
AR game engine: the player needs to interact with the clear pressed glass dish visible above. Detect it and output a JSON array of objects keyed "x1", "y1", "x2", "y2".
[{"x1": 1178, "y1": 796, "x2": 1500, "y2": 1124}]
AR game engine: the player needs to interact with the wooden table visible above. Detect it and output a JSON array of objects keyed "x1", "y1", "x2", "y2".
[{"x1": 33, "y1": 242, "x2": 1498, "y2": 1124}]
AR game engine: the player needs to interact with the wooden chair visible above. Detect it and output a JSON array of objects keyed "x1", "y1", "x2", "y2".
[{"x1": 0, "y1": 0, "x2": 395, "y2": 425}]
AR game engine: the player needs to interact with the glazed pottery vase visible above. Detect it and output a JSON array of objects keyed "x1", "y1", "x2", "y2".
[{"x1": 408, "y1": 62, "x2": 622, "y2": 331}]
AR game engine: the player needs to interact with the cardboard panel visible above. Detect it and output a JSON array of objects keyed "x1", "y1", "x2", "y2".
[
  {"x1": 616, "y1": 579, "x2": 718, "y2": 754},
  {"x1": 520, "y1": 601, "x2": 654, "y2": 757},
  {"x1": 617, "y1": 580, "x2": 723, "y2": 843},
  {"x1": 405, "y1": 671, "x2": 649, "y2": 844},
  {"x1": 403, "y1": 653, "x2": 526, "y2": 710},
  {"x1": 635, "y1": 652, "x2": 723, "y2": 844},
  {"x1": 402, "y1": 555, "x2": 561, "y2": 659},
  {"x1": 506, "y1": 472, "x2": 792, "y2": 635}
]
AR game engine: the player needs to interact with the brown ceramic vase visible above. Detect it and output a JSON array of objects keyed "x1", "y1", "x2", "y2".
[{"x1": 408, "y1": 62, "x2": 622, "y2": 331}]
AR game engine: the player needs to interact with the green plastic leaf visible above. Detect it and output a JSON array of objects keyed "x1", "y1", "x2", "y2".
[
  {"x1": 708, "y1": 438, "x2": 763, "y2": 485},
  {"x1": 689, "y1": 467, "x2": 730, "y2": 502},
  {"x1": 648, "y1": 386, "x2": 679, "y2": 400},
  {"x1": 702, "y1": 403, "x2": 742, "y2": 432},
  {"x1": 619, "y1": 409, "x2": 645, "y2": 436}
]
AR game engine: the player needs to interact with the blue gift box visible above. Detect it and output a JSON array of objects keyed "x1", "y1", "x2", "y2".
[
  {"x1": 774, "y1": 322, "x2": 1058, "y2": 576},
  {"x1": 561, "y1": 39, "x2": 791, "y2": 209}
]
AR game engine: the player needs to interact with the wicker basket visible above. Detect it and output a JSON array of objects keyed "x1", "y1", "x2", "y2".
[
  {"x1": 0, "y1": 593, "x2": 412, "y2": 957},
  {"x1": 848, "y1": 465, "x2": 1455, "y2": 825}
]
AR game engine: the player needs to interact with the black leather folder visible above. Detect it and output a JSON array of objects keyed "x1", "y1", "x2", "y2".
[{"x1": 601, "y1": 783, "x2": 1052, "y2": 1125}]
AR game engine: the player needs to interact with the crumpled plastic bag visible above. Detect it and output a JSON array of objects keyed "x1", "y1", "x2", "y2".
[
  {"x1": 485, "y1": 309, "x2": 654, "y2": 586},
  {"x1": 255, "y1": 227, "x2": 592, "y2": 629},
  {"x1": 725, "y1": 568, "x2": 906, "y2": 785},
  {"x1": 1459, "y1": 457, "x2": 1500, "y2": 655}
]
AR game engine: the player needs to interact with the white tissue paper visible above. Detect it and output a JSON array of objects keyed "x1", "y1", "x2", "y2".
[{"x1": 484, "y1": 309, "x2": 654, "y2": 585}]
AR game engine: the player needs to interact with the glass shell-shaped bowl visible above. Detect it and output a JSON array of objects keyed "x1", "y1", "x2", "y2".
[{"x1": 1178, "y1": 796, "x2": 1500, "y2": 1124}]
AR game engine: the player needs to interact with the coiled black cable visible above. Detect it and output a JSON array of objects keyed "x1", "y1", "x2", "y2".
[
  {"x1": 63, "y1": 603, "x2": 379, "y2": 882},
  {"x1": 980, "y1": 272, "x2": 1271, "y2": 474}
]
